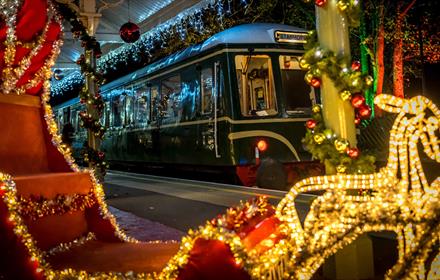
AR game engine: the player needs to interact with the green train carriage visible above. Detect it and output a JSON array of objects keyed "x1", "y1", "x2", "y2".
[{"x1": 54, "y1": 23, "x2": 324, "y2": 189}]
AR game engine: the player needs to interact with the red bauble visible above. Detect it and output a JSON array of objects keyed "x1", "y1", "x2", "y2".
[
  {"x1": 347, "y1": 147, "x2": 360, "y2": 159},
  {"x1": 306, "y1": 119, "x2": 317, "y2": 129},
  {"x1": 351, "y1": 60, "x2": 361, "y2": 71},
  {"x1": 354, "y1": 117, "x2": 361, "y2": 126},
  {"x1": 119, "y1": 21, "x2": 140, "y2": 43},
  {"x1": 358, "y1": 104, "x2": 372, "y2": 119},
  {"x1": 315, "y1": 0, "x2": 327, "y2": 7},
  {"x1": 310, "y1": 77, "x2": 321, "y2": 88},
  {"x1": 351, "y1": 93, "x2": 365, "y2": 108}
]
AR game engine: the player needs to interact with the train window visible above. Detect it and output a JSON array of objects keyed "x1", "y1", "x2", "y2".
[
  {"x1": 103, "y1": 101, "x2": 110, "y2": 128},
  {"x1": 201, "y1": 67, "x2": 213, "y2": 114},
  {"x1": 133, "y1": 83, "x2": 150, "y2": 127},
  {"x1": 124, "y1": 88, "x2": 135, "y2": 126},
  {"x1": 180, "y1": 68, "x2": 199, "y2": 121},
  {"x1": 279, "y1": 55, "x2": 312, "y2": 114},
  {"x1": 235, "y1": 55, "x2": 277, "y2": 117},
  {"x1": 70, "y1": 108, "x2": 78, "y2": 131},
  {"x1": 57, "y1": 109, "x2": 64, "y2": 129},
  {"x1": 161, "y1": 74, "x2": 181, "y2": 119},
  {"x1": 111, "y1": 89, "x2": 124, "y2": 127},
  {"x1": 150, "y1": 85, "x2": 159, "y2": 121},
  {"x1": 63, "y1": 107, "x2": 70, "y2": 124}
]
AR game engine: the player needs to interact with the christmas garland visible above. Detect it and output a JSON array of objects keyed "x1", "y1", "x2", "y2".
[
  {"x1": 53, "y1": 2, "x2": 108, "y2": 175},
  {"x1": 16, "y1": 191, "x2": 96, "y2": 221},
  {"x1": 302, "y1": 105, "x2": 376, "y2": 174},
  {"x1": 300, "y1": 0, "x2": 376, "y2": 174}
]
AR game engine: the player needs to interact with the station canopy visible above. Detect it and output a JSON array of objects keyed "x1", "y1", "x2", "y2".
[{"x1": 54, "y1": 0, "x2": 201, "y2": 75}]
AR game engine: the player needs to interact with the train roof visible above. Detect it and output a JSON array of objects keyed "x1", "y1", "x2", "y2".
[
  {"x1": 101, "y1": 23, "x2": 307, "y2": 93},
  {"x1": 200, "y1": 23, "x2": 307, "y2": 50}
]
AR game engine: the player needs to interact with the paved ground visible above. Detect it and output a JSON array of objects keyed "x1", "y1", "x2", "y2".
[
  {"x1": 109, "y1": 206, "x2": 184, "y2": 241},
  {"x1": 105, "y1": 183, "x2": 228, "y2": 232},
  {"x1": 103, "y1": 171, "x2": 312, "y2": 232}
]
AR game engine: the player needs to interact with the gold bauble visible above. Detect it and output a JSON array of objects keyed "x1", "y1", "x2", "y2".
[
  {"x1": 305, "y1": 72, "x2": 314, "y2": 84},
  {"x1": 337, "y1": 1, "x2": 348, "y2": 11},
  {"x1": 340, "y1": 90, "x2": 352, "y2": 101},
  {"x1": 312, "y1": 104, "x2": 321, "y2": 113},
  {"x1": 334, "y1": 139, "x2": 349, "y2": 153},
  {"x1": 312, "y1": 68, "x2": 322, "y2": 77},
  {"x1": 365, "y1": 75, "x2": 374, "y2": 86},
  {"x1": 336, "y1": 164, "x2": 347, "y2": 173},
  {"x1": 299, "y1": 58, "x2": 310, "y2": 70},
  {"x1": 313, "y1": 133, "x2": 326, "y2": 144}
]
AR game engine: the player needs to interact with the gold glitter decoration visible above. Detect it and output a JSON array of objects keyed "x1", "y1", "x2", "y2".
[
  {"x1": 45, "y1": 232, "x2": 96, "y2": 256},
  {"x1": 276, "y1": 94, "x2": 440, "y2": 279},
  {"x1": 17, "y1": 191, "x2": 97, "y2": 220}
]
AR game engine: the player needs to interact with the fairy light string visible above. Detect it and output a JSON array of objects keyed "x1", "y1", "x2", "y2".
[{"x1": 277, "y1": 94, "x2": 440, "y2": 279}]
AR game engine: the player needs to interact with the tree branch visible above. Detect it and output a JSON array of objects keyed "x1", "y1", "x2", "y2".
[{"x1": 401, "y1": 0, "x2": 417, "y2": 18}]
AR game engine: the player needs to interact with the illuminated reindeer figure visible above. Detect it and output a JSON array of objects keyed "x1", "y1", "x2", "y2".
[{"x1": 275, "y1": 94, "x2": 440, "y2": 279}]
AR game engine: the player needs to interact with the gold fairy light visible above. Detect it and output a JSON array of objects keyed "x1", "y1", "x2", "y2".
[{"x1": 276, "y1": 94, "x2": 440, "y2": 279}]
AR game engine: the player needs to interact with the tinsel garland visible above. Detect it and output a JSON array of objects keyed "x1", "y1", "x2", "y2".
[
  {"x1": 17, "y1": 191, "x2": 97, "y2": 220},
  {"x1": 53, "y1": 2, "x2": 108, "y2": 175},
  {"x1": 45, "y1": 232, "x2": 96, "y2": 256}
]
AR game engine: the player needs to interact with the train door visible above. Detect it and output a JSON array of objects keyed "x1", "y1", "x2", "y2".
[{"x1": 198, "y1": 60, "x2": 222, "y2": 160}]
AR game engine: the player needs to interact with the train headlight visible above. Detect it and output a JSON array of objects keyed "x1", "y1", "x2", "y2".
[{"x1": 257, "y1": 140, "x2": 268, "y2": 152}]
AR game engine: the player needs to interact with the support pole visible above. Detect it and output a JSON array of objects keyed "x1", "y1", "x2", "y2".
[
  {"x1": 316, "y1": 2, "x2": 374, "y2": 278},
  {"x1": 316, "y1": 0, "x2": 357, "y2": 147},
  {"x1": 85, "y1": 50, "x2": 100, "y2": 155},
  {"x1": 79, "y1": 0, "x2": 102, "y2": 176}
]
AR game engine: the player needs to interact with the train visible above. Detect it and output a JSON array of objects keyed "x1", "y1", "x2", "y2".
[{"x1": 53, "y1": 23, "x2": 324, "y2": 190}]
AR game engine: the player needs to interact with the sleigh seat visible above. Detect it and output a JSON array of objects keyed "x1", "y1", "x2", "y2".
[{"x1": 0, "y1": 93, "x2": 179, "y2": 279}]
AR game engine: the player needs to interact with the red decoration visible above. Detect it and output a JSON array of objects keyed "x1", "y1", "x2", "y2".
[
  {"x1": 347, "y1": 147, "x2": 360, "y2": 159},
  {"x1": 310, "y1": 77, "x2": 321, "y2": 88},
  {"x1": 358, "y1": 104, "x2": 372, "y2": 119},
  {"x1": 315, "y1": 0, "x2": 327, "y2": 7},
  {"x1": 354, "y1": 116, "x2": 361, "y2": 126},
  {"x1": 306, "y1": 119, "x2": 317, "y2": 129},
  {"x1": 119, "y1": 22, "x2": 140, "y2": 43},
  {"x1": 351, "y1": 93, "x2": 365, "y2": 108},
  {"x1": 351, "y1": 60, "x2": 361, "y2": 71},
  {"x1": 0, "y1": 0, "x2": 62, "y2": 96}
]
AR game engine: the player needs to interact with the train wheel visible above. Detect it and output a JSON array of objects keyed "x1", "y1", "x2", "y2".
[{"x1": 256, "y1": 159, "x2": 287, "y2": 190}]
